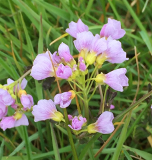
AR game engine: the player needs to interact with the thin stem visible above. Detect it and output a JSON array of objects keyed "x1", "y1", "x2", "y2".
[
  {"x1": 63, "y1": 108, "x2": 78, "y2": 160},
  {"x1": 88, "y1": 85, "x2": 97, "y2": 102},
  {"x1": 82, "y1": 75, "x2": 89, "y2": 121},
  {"x1": 101, "y1": 85, "x2": 108, "y2": 113},
  {"x1": 68, "y1": 82, "x2": 84, "y2": 101},
  {"x1": 86, "y1": 65, "x2": 98, "y2": 91},
  {"x1": 69, "y1": 80, "x2": 83, "y2": 90}
]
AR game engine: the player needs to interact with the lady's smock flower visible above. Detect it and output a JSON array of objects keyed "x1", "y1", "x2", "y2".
[
  {"x1": 30, "y1": 51, "x2": 54, "y2": 80},
  {"x1": 0, "y1": 113, "x2": 29, "y2": 131},
  {"x1": 32, "y1": 99, "x2": 63, "y2": 122},
  {"x1": 66, "y1": 19, "x2": 88, "y2": 38},
  {"x1": 95, "y1": 68, "x2": 128, "y2": 92},
  {"x1": 100, "y1": 18, "x2": 125, "y2": 39},
  {"x1": 68, "y1": 115, "x2": 87, "y2": 130},
  {"x1": 88, "y1": 111, "x2": 114, "y2": 134},
  {"x1": 54, "y1": 90, "x2": 75, "y2": 108},
  {"x1": 56, "y1": 64, "x2": 72, "y2": 79},
  {"x1": 96, "y1": 38, "x2": 128, "y2": 65}
]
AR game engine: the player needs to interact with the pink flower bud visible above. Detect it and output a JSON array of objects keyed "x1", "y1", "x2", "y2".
[
  {"x1": 56, "y1": 64, "x2": 72, "y2": 79},
  {"x1": 68, "y1": 116, "x2": 87, "y2": 130},
  {"x1": 54, "y1": 91, "x2": 75, "y2": 108}
]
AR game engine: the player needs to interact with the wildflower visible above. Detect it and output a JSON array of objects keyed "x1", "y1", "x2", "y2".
[
  {"x1": 95, "y1": 68, "x2": 128, "y2": 92},
  {"x1": 30, "y1": 51, "x2": 54, "y2": 80},
  {"x1": 96, "y1": 38, "x2": 128, "y2": 65},
  {"x1": 0, "y1": 113, "x2": 29, "y2": 131},
  {"x1": 18, "y1": 90, "x2": 34, "y2": 110},
  {"x1": 56, "y1": 64, "x2": 72, "y2": 79},
  {"x1": 86, "y1": 35, "x2": 107, "y2": 65},
  {"x1": 66, "y1": 19, "x2": 88, "y2": 38},
  {"x1": 32, "y1": 99, "x2": 63, "y2": 122},
  {"x1": 0, "y1": 102, "x2": 8, "y2": 119},
  {"x1": 74, "y1": 31, "x2": 94, "y2": 59},
  {"x1": 0, "y1": 89, "x2": 15, "y2": 106},
  {"x1": 58, "y1": 42, "x2": 74, "y2": 63},
  {"x1": 68, "y1": 115, "x2": 87, "y2": 130},
  {"x1": 110, "y1": 104, "x2": 115, "y2": 110},
  {"x1": 87, "y1": 111, "x2": 114, "y2": 134},
  {"x1": 54, "y1": 90, "x2": 75, "y2": 108},
  {"x1": 100, "y1": 18, "x2": 126, "y2": 39}
]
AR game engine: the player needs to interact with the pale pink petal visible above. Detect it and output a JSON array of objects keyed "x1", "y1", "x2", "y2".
[
  {"x1": 58, "y1": 42, "x2": 73, "y2": 62},
  {"x1": 74, "y1": 31, "x2": 94, "y2": 52},
  {"x1": 105, "y1": 68, "x2": 129, "y2": 92},
  {"x1": 100, "y1": 18, "x2": 125, "y2": 39},
  {"x1": 32, "y1": 99, "x2": 57, "y2": 122},
  {"x1": 0, "y1": 116, "x2": 15, "y2": 131},
  {"x1": 96, "y1": 111, "x2": 114, "y2": 134},
  {"x1": 15, "y1": 114, "x2": 29, "y2": 127},
  {"x1": 91, "y1": 35, "x2": 107, "y2": 55},
  {"x1": 66, "y1": 19, "x2": 88, "y2": 38}
]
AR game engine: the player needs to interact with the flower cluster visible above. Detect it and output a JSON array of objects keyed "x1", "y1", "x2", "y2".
[
  {"x1": 1, "y1": 18, "x2": 129, "y2": 136},
  {"x1": 0, "y1": 78, "x2": 33, "y2": 131}
]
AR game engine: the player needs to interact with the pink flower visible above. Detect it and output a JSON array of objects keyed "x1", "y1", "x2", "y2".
[
  {"x1": 68, "y1": 116, "x2": 87, "y2": 130},
  {"x1": 54, "y1": 91, "x2": 75, "y2": 108},
  {"x1": 58, "y1": 42, "x2": 73, "y2": 63},
  {"x1": 32, "y1": 99, "x2": 63, "y2": 122},
  {"x1": 56, "y1": 64, "x2": 72, "y2": 79},
  {"x1": 110, "y1": 104, "x2": 115, "y2": 110},
  {"x1": 0, "y1": 102, "x2": 8, "y2": 119},
  {"x1": 85, "y1": 35, "x2": 107, "y2": 64},
  {"x1": 30, "y1": 51, "x2": 54, "y2": 80},
  {"x1": 66, "y1": 19, "x2": 88, "y2": 38},
  {"x1": 0, "y1": 89, "x2": 15, "y2": 106},
  {"x1": 96, "y1": 38, "x2": 128, "y2": 65},
  {"x1": 6, "y1": 78, "x2": 27, "y2": 91},
  {"x1": 68, "y1": 115, "x2": 73, "y2": 121},
  {"x1": 90, "y1": 35, "x2": 107, "y2": 55},
  {"x1": 20, "y1": 94, "x2": 34, "y2": 110},
  {"x1": 88, "y1": 111, "x2": 114, "y2": 134},
  {"x1": 78, "y1": 57, "x2": 86, "y2": 71},
  {"x1": 95, "y1": 68, "x2": 128, "y2": 92},
  {"x1": 74, "y1": 31, "x2": 94, "y2": 54},
  {"x1": 100, "y1": 18, "x2": 126, "y2": 39},
  {"x1": 0, "y1": 114, "x2": 29, "y2": 131}
]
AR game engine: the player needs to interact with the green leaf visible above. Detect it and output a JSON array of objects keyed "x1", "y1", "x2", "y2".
[{"x1": 123, "y1": 145, "x2": 152, "y2": 160}]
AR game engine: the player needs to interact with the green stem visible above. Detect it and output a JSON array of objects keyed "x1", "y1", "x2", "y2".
[
  {"x1": 101, "y1": 85, "x2": 108, "y2": 113},
  {"x1": 69, "y1": 80, "x2": 83, "y2": 90},
  {"x1": 68, "y1": 82, "x2": 84, "y2": 101},
  {"x1": 82, "y1": 75, "x2": 89, "y2": 121},
  {"x1": 63, "y1": 108, "x2": 78, "y2": 160},
  {"x1": 88, "y1": 85, "x2": 97, "y2": 102},
  {"x1": 23, "y1": 126, "x2": 33, "y2": 160},
  {"x1": 86, "y1": 65, "x2": 98, "y2": 92}
]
